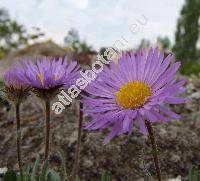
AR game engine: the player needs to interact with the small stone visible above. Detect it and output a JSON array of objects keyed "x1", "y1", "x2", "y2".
[
  {"x1": 83, "y1": 159, "x2": 93, "y2": 168},
  {"x1": 170, "y1": 154, "x2": 180, "y2": 163},
  {"x1": 0, "y1": 167, "x2": 7, "y2": 174},
  {"x1": 167, "y1": 175, "x2": 182, "y2": 181}
]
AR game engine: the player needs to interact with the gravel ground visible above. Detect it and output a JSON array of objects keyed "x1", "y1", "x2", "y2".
[{"x1": 0, "y1": 82, "x2": 199, "y2": 181}]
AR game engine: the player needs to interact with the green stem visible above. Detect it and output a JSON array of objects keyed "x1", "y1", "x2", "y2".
[
  {"x1": 44, "y1": 100, "x2": 50, "y2": 160},
  {"x1": 16, "y1": 103, "x2": 24, "y2": 181},
  {"x1": 70, "y1": 102, "x2": 83, "y2": 181},
  {"x1": 145, "y1": 120, "x2": 162, "y2": 181}
]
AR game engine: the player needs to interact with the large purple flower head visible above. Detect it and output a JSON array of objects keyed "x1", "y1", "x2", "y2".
[
  {"x1": 3, "y1": 66, "x2": 30, "y2": 103},
  {"x1": 83, "y1": 48, "x2": 186, "y2": 144},
  {"x1": 19, "y1": 57, "x2": 80, "y2": 99}
]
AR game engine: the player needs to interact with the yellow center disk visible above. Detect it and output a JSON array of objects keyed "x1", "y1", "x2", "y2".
[
  {"x1": 116, "y1": 81, "x2": 152, "y2": 109},
  {"x1": 38, "y1": 73, "x2": 44, "y2": 86}
]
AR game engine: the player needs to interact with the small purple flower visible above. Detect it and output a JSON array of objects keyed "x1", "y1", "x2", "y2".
[
  {"x1": 83, "y1": 48, "x2": 186, "y2": 144},
  {"x1": 16, "y1": 57, "x2": 80, "y2": 159},
  {"x1": 3, "y1": 66, "x2": 30, "y2": 103},
  {"x1": 4, "y1": 67, "x2": 28, "y2": 89},
  {"x1": 18, "y1": 57, "x2": 80, "y2": 99}
]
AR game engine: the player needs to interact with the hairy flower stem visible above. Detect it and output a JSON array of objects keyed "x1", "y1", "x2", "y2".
[
  {"x1": 15, "y1": 103, "x2": 24, "y2": 181},
  {"x1": 70, "y1": 102, "x2": 83, "y2": 181},
  {"x1": 145, "y1": 120, "x2": 162, "y2": 181},
  {"x1": 44, "y1": 100, "x2": 50, "y2": 160}
]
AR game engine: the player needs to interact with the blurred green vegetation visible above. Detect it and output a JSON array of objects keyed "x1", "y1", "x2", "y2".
[
  {"x1": 173, "y1": 0, "x2": 200, "y2": 75},
  {"x1": 64, "y1": 29, "x2": 93, "y2": 55},
  {"x1": 173, "y1": 0, "x2": 200, "y2": 63},
  {"x1": 2, "y1": 154, "x2": 111, "y2": 181},
  {"x1": 157, "y1": 36, "x2": 171, "y2": 50},
  {"x1": 180, "y1": 61, "x2": 200, "y2": 75},
  {"x1": 3, "y1": 158, "x2": 61, "y2": 181},
  {"x1": 188, "y1": 166, "x2": 199, "y2": 181},
  {"x1": 0, "y1": 8, "x2": 44, "y2": 59},
  {"x1": 2, "y1": 164, "x2": 199, "y2": 180},
  {"x1": 100, "y1": 172, "x2": 111, "y2": 181},
  {"x1": 139, "y1": 0, "x2": 200, "y2": 75}
]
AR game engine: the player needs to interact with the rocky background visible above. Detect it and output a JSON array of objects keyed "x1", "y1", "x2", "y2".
[{"x1": 0, "y1": 42, "x2": 200, "y2": 181}]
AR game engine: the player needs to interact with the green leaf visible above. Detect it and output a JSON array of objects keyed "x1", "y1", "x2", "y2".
[
  {"x1": 17, "y1": 130, "x2": 21, "y2": 140},
  {"x1": 39, "y1": 160, "x2": 49, "y2": 181},
  {"x1": 3, "y1": 170, "x2": 17, "y2": 181},
  {"x1": 188, "y1": 166, "x2": 199, "y2": 181},
  {"x1": 58, "y1": 151, "x2": 68, "y2": 179},
  {"x1": 31, "y1": 155, "x2": 40, "y2": 181},
  {"x1": 75, "y1": 176, "x2": 81, "y2": 181},
  {"x1": 46, "y1": 171, "x2": 61, "y2": 181},
  {"x1": 23, "y1": 162, "x2": 31, "y2": 181},
  {"x1": 24, "y1": 175, "x2": 31, "y2": 181},
  {"x1": 100, "y1": 172, "x2": 111, "y2": 181}
]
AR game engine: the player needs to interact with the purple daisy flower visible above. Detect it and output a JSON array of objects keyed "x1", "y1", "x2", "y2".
[
  {"x1": 16, "y1": 57, "x2": 80, "y2": 159},
  {"x1": 3, "y1": 66, "x2": 30, "y2": 103},
  {"x1": 4, "y1": 66, "x2": 28, "y2": 89},
  {"x1": 4, "y1": 66, "x2": 30, "y2": 179},
  {"x1": 83, "y1": 48, "x2": 186, "y2": 144},
  {"x1": 18, "y1": 57, "x2": 80, "y2": 99}
]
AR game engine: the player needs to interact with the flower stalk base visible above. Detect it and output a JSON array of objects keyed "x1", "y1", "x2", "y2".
[
  {"x1": 70, "y1": 102, "x2": 83, "y2": 181},
  {"x1": 44, "y1": 100, "x2": 51, "y2": 160},
  {"x1": 16, "y1": 103, "x2": 24, "y2": 181},
  {"x1": 145, "y1": 120, "x2": 162, "y2": 181}
]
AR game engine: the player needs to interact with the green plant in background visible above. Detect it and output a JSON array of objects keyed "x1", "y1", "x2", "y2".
[
  {"x1": 100, "y1": 172, "x2": 111, "y2": 181},
  {"x1": 3, "y1": 170, "x2": 17, "y2": 181},
  {"x1": 157, "y1": 36, "x2": 171, "y2": 51},
  {"x1": 180, "y1": 61, "x2": 200, "y2": 75},
  {"x1": 188, "y1": 166, "x2": 199, "y2": 181},
  {"x1": 57, "y1": 150, "x2": 69, "y2": 181},
  {"x1": 64, "y1": 28, "x2": 93, "y2": 54},
  {"x1": 0, "y1": 8, "x2": 44, "y2": 59},
  {"x1": 2, "y1": 154, "x2": 110, "y2": 181},
  {"x1": 173, "y1": 0, "x2": 200, "y2": 63},
  {"x1": 3, "y1": 156, "x2": 61, "y2": 181},
  {"x1": 173, "y1": 0, "x2": 200, "y2": 76}
]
